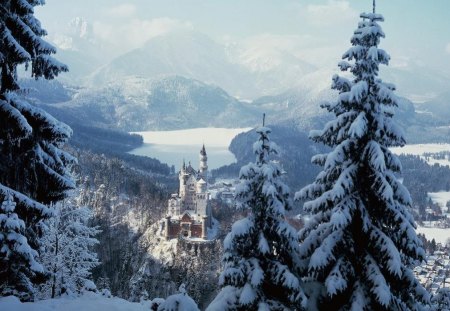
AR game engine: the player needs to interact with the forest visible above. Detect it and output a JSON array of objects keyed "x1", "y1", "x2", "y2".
[{"x1": 1, "y1": 1, "x2": 450, "y2": 311}]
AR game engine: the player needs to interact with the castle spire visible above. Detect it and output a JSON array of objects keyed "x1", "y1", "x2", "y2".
[
  {"x1": 199, "y1": 144, "x2": 208, "y2": 179},
  {"x1": 200, "y1": 144, "x2": 207, "y2": 156}
]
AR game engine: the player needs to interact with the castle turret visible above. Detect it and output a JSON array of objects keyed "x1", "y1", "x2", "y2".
[
  {"x1": 199, "y1": 144, "x2": 208, "y2": 180},
  {"x1": 196, "y1": 178, "x2": 207, "y2": 194},
  {"x1": 179, "y1": 160, "x2": 188, "y2": 198}
]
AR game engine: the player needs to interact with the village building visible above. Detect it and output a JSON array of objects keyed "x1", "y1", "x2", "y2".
[{"x1": 164, "y1": 145, "x2": 213, "y2": 239}]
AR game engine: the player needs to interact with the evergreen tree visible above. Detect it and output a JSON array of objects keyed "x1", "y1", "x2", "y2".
[
  {"x1": 432, "y1": 287, "x2": 450, "y2": 311},
  {"x1": 0, "y1": 193, "x2": 43, "y2": 300},
  {"x1": 296, "y1": 8, "x2": 429, "y2": 311},
  {"x1": 38, "y1": 198, "x2": 100, "y2": 299},
  {"x1": 0, "y1": 0, "x2": 73, "y2": 299},
  {"x1": 208, "y1": 127, "x2": 306, "y2": 310},
  {"x1": 157, "y1": 284, "x2": 200, "y2": 311}
]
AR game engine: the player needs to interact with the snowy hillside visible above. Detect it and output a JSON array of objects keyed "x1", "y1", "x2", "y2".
[
  {"x1": 89, "y1": 31, "x2": 252, "y2": 97},
  {"x1": 88, "y1": 30, "x2": 320, "y2": 99},
  {"x1": 43, "y1": 22, "x2": 450, "y2": 102},
  {"x1": 253, "y1": 69, "x2": 417, "y2": 132},
  {"x1": 415, "y1": 91, "x2": 450, "y2": 121},
  {"x1": 391, "y1": 143, "x2": 450, "y2": 167},
  {"x1": 43, "y1": 76, "x2": 262, "y2": 131}
]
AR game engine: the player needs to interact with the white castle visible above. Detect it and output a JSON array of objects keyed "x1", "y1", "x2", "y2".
[{"x1": 164, "y1": 145, "x2": 213, "y2": 239}]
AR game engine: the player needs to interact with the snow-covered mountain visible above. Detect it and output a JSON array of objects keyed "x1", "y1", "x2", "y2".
[
  {"x1": 43, "y1": 21, "x2": 450, "y2": 102},
  {"x1": 43, "y1": 76, "x2": 262, "y2": 131},
  {"x1": 234, "y1": 46, "x2": 317, "y2": 99},
  {"x1": 88, "y1": 30, "x2": 317, "y2": 99},
  {"x1": 415, "y1": 91, "x2": 450, "y2": 121},
  {"x1": 252, "y1": 68, "x2": 418, "y2": 137},
  {"x1": 29, "y1": 69, "x2": 421, "y2": 138},
  {"x1": 380, "y1": 62, "x2": 450, "y2": 103},
  {"x1": 47, "y1": 18, "x2": 117, "y2": 85},
  {"x1": 88, "y1": 31, "x2": 251, "y2": 96},
  {"x1": 24, "y1": 20, "x2": 450, "y2": 139},
  {"x1": 20, "y1": 78, "x2": 75, "y2": 104}
]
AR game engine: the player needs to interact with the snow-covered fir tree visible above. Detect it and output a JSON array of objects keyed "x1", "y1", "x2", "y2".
[
  {"x1": 0, "y1": 193, "x2": 44, "y2": 300},
  {"x1": 432, "y1": 287, "x2": 450, "y2": 311},
  {"x1": 296, "y1": 7, "x2": 430, "y2": 311},
  {"x1": 208, "y1": 126, "x2": 306, "y2": 311},
  {"x1": 153, "y1": 284, "x2": 200, "y2": 311},
  {"x1": 38, "y1": 197, "x2": 100, "y2": 299},
  {"x1": 0, "y1": 0, "x2": 73, "y2": 300}
]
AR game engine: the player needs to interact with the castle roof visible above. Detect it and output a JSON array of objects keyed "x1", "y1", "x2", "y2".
[
  {"x1": 185, "y1": 162, "x2": 196, "y2": 175},
  {"x1": 200, "y1": 144, "x2": 207, "y2": 156}
]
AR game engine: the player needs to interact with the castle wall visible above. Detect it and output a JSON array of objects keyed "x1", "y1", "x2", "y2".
[
  {"x1": 166, "y1": 220, "x2": 203, "y2": 239},
  {"x1": 190, "y1": 224, "x2": 203, "y2": 238},
  {"x1": 167, "y1": 222, "x2": 181, "y2": 238}
]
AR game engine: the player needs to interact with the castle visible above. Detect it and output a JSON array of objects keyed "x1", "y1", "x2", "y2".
[{"x1": 164, "y1": 145, "x2": 213, "y2": 240}]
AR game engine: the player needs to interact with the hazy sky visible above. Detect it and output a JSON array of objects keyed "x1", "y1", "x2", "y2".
[{"x1": 36, "y1": 0, "x2": 450, "y2": 72}]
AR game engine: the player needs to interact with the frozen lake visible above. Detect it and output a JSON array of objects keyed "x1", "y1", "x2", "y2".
[{"x1": 129, "y1": 128, "x2": 252, "y2": 170}]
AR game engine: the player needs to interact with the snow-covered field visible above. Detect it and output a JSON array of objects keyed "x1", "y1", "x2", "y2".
[
  {"x1": 418, "y1": 192, "x2": 450, "y2": 245},
  {"x1": 416, "y1": 227, "x2": 450, "y2": 245},
  {"x1": 129, "y1": 128, "x2": 252, "y2": 170},
  {"x1": 391, "y1": 143, "x2": 450, "y2": 167},
  {"x1": 428, "y1": 191, "x2": 450, "y2": 212},
  {"x1": 0, "y1": 293, "x2": 150, "y2": 311}
]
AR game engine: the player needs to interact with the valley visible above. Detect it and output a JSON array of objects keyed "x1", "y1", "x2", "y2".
[{"x1": 2, "y1": 1, "x2": 450, "y2": 310}]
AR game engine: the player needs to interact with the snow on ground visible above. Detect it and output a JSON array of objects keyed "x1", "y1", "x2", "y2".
[
  {"x1": 391, "y1": 143, "x2": 450, "y2": 167},
  {"x1": 144, "y1": 222, "x2": 178, "y2": 265},
  {"x1": 417, "y1": 191, "x2": 450, "y2": 245},
  {"x1": 129, "y1": 128, "x2": 252, "y2": 170},
  {"x1": 428, "y1": 191, "x2": 450, "y2": 212},
  {"x1": 416, "y1": 227, "x2": 450, "y2": 245},
  {"x1": 0, "y1": 292, "x2": 151, "y2": 311}
]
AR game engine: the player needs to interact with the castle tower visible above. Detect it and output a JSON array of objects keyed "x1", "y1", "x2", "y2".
[
  {"x1": 196, "y1": 178, "x2": 208, "y2": 217},
  {"x1": 179, "y1": 160, "x2": 187, "y2": 198},
  {"x1": 199, "y1": 144, "x2": 208, "y2": 181}
]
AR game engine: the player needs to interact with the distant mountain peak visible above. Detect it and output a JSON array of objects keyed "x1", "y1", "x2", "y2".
[
  {"x1": 50, "y1": 17, "x2": 95, "y2": 51},
  {"x1": 68, "y1": 17, "x2": 92, "y2": 39}
]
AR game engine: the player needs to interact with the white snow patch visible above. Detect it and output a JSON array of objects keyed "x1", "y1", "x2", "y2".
[
  {"x1": 0, "y1": 292, "x2": 151, "y2": 311},
  {"x1": 391, "y1": 144, "x2": 450, "y2": 167},
  {"x1": 142, "y1": 222, "x2": 178, "y2": 265},
  {"x1": 416, "y1": 227, "x2": 450, "y2": 245},
  {"x1": 150, "y1": 237, "x2": 178, "y2": 265},
  {"x1": 428, "y1": 192, "x2": 450, "y2": 211}
]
